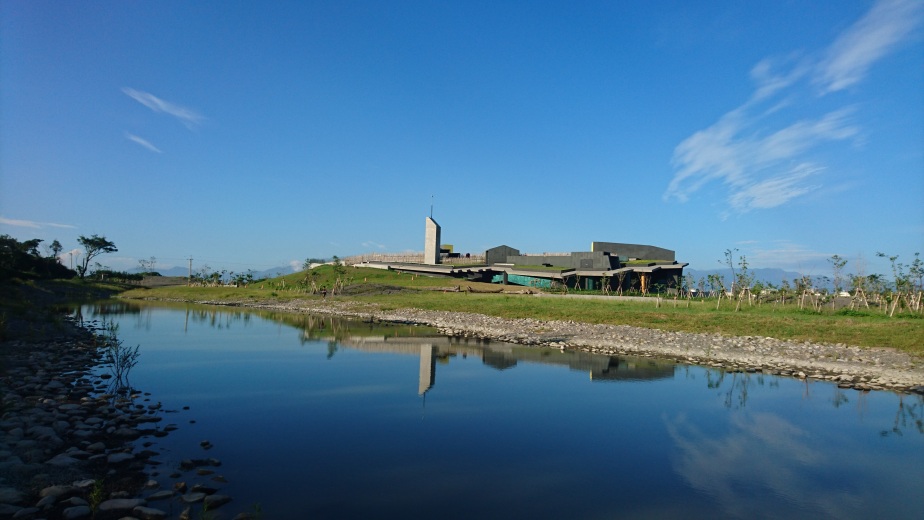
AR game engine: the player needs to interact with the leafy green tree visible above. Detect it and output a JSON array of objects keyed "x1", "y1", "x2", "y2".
[
  {"x1": 76, "y1": 235, "x2": 117, "y2": 279},
  {"x1": 332, "y1": 255, "x2": 346, "y2": 278},
  {"x1": 48, "y1": 239, "x2": 63, "y2": 259},
  {"x1": 0, "y1": 235, "x2": 74, "y2": 280}
]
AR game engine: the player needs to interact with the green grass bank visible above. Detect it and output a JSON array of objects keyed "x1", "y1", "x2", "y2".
[{"x1": 117, "y1": 265, "x2": 924, "y2": 357}]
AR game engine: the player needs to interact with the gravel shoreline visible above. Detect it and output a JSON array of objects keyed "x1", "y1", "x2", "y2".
[
  {"x1": 184, "y1": 297, "x2": 924, "y2": 394},
  {"x1": 0, "y1": 315, "x2": 240, "y2": 520}
]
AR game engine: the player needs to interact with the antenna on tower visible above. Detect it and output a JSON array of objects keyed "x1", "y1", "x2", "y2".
[{"x1": 430, "y1": 195, "x2": 434, "y2": 219}]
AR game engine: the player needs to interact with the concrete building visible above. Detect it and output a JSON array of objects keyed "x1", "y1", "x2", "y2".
[
  {"x1": 354, "y1": 218, "x2": 688, "y2": 294},
  {"x1": 424, "y1": 217, "x2": 441, "y2": 265},
  {"x1": 482, "y1": 244, "x2": 686, "y2": 293},
  {"x1": 590, "y1": 242, "x2": 676, "y2": 262}
]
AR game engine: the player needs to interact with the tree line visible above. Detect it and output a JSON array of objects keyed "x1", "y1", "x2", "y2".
[
  {"x1": 679, "y1": 249, "x2": 923, "y2": 316},
  {"x1": 1, "y1": 234, "x2": 119, "y2": 281}
]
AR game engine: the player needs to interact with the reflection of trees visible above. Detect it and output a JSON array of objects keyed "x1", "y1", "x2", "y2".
[
  {"x1": 881, "y1": 394, "x2": 924, "y2": 437},
  {"x1": 704, "y1": 370, "x2": 778, "y2": 409},
  {"x1": 703, "y1": 368, "x2": 922, "y2": 437},
  {"x1": 831, "y1": 387, "x2": 849, "y2": 408}
]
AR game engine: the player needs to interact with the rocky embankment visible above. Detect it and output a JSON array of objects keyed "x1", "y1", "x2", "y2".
[
  {"x1": 0, "y1": 316, "x2": 243, "y2": 520},
  {"x1": 198, "y1": 297, "x2": 924, "y2": 394}
]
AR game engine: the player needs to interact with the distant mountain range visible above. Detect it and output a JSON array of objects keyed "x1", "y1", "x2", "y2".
[
  {"x1": 684, "y1": 267, "x2": 832, "y2": 289},
  {"x1": 131, "y1": 265, "x2": 298, "y2": 279}
]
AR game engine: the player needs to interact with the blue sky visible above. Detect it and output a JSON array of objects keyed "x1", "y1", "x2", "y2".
[{"x1": 1, "y1": 0, "x2": 922, "y2": 277}]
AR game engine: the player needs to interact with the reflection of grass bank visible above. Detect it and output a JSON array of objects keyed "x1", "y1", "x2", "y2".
[
  {"x1": 120, "y1": 266, "x2": 924, "y2": 357},
  {"x1": 93, "y1": 299, "x2": 439, "y2": 342},
  {"x1": 0, "y1": 279, "x2": 129, "y2": 341}
]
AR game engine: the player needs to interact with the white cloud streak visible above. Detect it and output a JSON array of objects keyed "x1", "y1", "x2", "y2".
[
  {"x1": 665, "y1": 0, "x2": 922, "y2": 213},
  {"x1": 125, "y1": 133, "x2": 162, "y2": 153},
  {"x1": 122, "y1": 87, "x2": 204, "y2": 128},
  {"x1": 816, "y1": 0, "x2": 924, "y2": 93},
  {"x1": 362, "y1": 241, "x2": 387, "y2": 250},
  {"x1": 0, "y1": 217, "x2": 77, "y2": 229}
]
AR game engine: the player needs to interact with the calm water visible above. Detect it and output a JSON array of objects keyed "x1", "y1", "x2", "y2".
[{"x1": 79, "y1": 301, "x2": 923, "y2": 519}]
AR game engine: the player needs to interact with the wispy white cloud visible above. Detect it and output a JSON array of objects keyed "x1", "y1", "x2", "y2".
[
  {"x1": 727, "y1": 163, "x2": 822, "y2": 212},
  {"x1": 288, "y1": 260, "x2": 302, "y2": 272},
  {"x1": 0, "y1": 216, "x2": 77, "y2": 229},
  {"x1": 122, "y1": 87, "x2": 204, "y2": 128},
  {"x1": 125, "y1": 133, "x2": 162, "y2": 153},
  {"x1": 362, "y1": 241, "x2": 387, "y2": 250},
  {"x1": 665, "y1": 0, "x2": 921, "y2": 214},
  {"x1": 815, "y1": 0, "x2": 924, "y2": 93}
]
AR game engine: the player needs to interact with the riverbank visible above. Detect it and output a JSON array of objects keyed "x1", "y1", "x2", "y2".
[
  {"x1": 173, "y1": 296, "x2": 924, "y2": 394},
  {"x1": 0, "y1": 282, "x2": 242, "y2": 520}
]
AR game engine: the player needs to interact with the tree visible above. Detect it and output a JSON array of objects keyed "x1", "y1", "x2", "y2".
[
  {"x1": 76, "y1": 234, "x2": 117, "y2": 279},
  {"x1": 828, "y1": 254, "x2": 847, "y2": 295},
  {"x1": 138, "y1": 256, "x2": 157, "y2": 274},
  {"x1": 721, "y1": 248, "x2": 738, "y2": 294},
  {"x1": 0, "y1": 235, "x2": 73, "y2": 280},
  {"x1": 48, "y1": 239, "x2": 63, "y2": 260}
]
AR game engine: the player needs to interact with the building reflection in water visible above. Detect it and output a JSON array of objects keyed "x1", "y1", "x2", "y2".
[{"x1": 319, "y1": 334, "x2": 676, "y2": 395}]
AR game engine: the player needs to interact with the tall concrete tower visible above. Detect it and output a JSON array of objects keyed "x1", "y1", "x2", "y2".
[{"x1": 424, "y1": 216, "x2": 441, "y2": 264}]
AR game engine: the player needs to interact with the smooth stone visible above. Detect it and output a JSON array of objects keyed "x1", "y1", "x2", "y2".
[
  {"x1": 180, "y1": 492, "x2": 206, "y2": 504},
  {"x1": 46, "y1": 453, "x2": 80, "y2": 466},
  {"x1": 12, "y1": 506, "x2": 39, "y2": 518},
  {"x1": 62, "y1": 505, "x2": 92, "y2": 520},
  {"x1": 36, "y1": 495, "x2": 56, "y2": 508},
  {"x1": 133, "y1": 505, "x2": 167, "y2": 520},
  {"x1": 60, "y1": 496, "x2": 89, "y2": 507},
  {"x1": 113, "y1": 427, "x2": 140, "y2": 438},
  {"x1": 203, "y1": 494, "x2": 231, "y2": 509},
  {"x1": 107, "y1": 452, "x2": 135, "y2": 464},
  {"x1": 39, "y1": 485, "x2": 75, "y2": 498},
  {"x1": 98, "y1": 498, "x2": 145, "y2": 513},
  {"x1": 146, "y1": 491, "x2": 174, "y2": 502}
]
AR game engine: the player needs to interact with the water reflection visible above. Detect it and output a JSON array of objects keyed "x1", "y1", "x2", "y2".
[
  {"x1": 666, "y1": 410, "x2": 923, "y2": 518},
  {"x1": 87, "y1": 300, "x2": 677, "y2": 397},
  {"x1": 77, "y1": 301, "x2": 924, "y2": 519}
]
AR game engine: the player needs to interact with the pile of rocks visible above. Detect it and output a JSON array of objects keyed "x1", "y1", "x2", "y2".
[{"x1": 0, "y1": 317, "x2": 245, "y2": 520}]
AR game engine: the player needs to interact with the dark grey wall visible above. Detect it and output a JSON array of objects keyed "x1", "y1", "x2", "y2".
[
  {"x1": 506, "y1": 251, "x2": 618, "y2": 270},
  {"x1": 591, "y1": 242, "x2": 675, "y2": 262},
  {"x1": 507, "y1": 255, "x2": 573, "y2": 268},
  {"x1": 485, "y1": 245, "x2": 520, "y2": 265}
]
